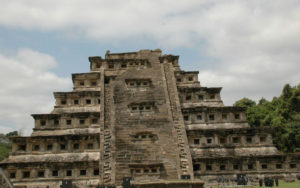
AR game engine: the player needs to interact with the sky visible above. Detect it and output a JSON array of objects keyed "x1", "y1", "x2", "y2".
[{"x1": 0, "y1": 0, "x2": 299, "y2": 135}]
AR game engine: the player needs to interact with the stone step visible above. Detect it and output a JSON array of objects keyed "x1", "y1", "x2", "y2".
[
  {"x1": 104, "y1": 179, "x2": 111, "y2": 183},
  {"x1": 104, "y1": 167, "x2": 112, "y2": 171}
]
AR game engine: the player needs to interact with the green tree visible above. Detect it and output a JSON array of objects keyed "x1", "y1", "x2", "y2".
[
  {"x1": 234, "y1": 84, "x2": 300, "y2": 153},
  {"x1": 233, "y1": 97, "x2": 256, "y2": 107},
  {"x1": 6, "y1": 131, "x2": 18, "y2": 137}
]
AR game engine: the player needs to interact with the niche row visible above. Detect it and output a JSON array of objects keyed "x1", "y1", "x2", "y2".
[
  {"x1": 15, "y1": 140, "x2": 99, "y2": 153},
  {"x1": 8, "y1": 168, "x2": 100, "y2": 179},
  {"x1": 191, "y1": 135, "x2": 269, "y2": 146},
  {"x1": 183, "y1": 112, "x2": 244, "y2": 123}
]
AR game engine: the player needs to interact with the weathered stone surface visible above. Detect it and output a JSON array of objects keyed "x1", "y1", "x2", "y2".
[
  {"x1": 0, "y1": 49, "x2": 298, "y2": 188},
  {"x1": 2, "y1": 152, "x2": 99, "y2": 163}
]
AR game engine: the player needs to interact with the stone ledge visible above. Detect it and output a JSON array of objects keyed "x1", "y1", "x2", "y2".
[
  {"x1": 1, "y1": 152, "x2": 99, "y2": 164},
  {"x1": 130, "y1": 180, "x2": 204, "y2": 188}
]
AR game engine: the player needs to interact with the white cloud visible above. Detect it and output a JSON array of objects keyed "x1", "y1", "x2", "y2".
[
  {"x1": 0, "y1": 49, "x2": 71, "y2": 135},
  {"x1": 0, "y1": 1, "x2": 299, "y2": 110}
]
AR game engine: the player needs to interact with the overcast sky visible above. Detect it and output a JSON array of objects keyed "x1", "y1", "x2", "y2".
[{"x1": 0, "y1": 0, "x2": 299, "y2": 135}]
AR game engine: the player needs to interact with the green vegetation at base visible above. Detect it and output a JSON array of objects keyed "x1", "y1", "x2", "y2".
[
  {"x1": 234, "y1": 84, "x2": 300, "y2": 153},
  {"x1": 0, "y1": 131, "x2": 17, "y2": 161},
  {"x1": 0, "y1": 142, "x2": 11, "y2": 161}
]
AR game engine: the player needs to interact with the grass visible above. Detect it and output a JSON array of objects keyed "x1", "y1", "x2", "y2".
[
  {"x1": 0, "y1": 142, "x2": 11, "y2": 161},
  {"x1": 213, "y1": 180, "x2": 299, "y2": 188}
]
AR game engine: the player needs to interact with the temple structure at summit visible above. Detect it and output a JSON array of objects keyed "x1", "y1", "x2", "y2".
[{"x1": 0, "y1": 49, "x2": 298, "y2": 187}]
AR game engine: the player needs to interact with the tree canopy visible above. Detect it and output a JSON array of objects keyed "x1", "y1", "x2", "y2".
[{"x1": 234, "y1": 84, "x2": 300, "y2": 153}]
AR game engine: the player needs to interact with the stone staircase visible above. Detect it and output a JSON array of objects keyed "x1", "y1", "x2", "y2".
[
  {"x1": 103, "y1": 130, "x2": 112, "y2": 183},
  {"x1": 0, "y1": 168, "x2": 13, "y2": 188},
  {"x1": 163, "y1": 63, "x2": 194, "y2": 178},
  {"x1": 102, "y1": 83, "x2": 114, "y2": 184}
]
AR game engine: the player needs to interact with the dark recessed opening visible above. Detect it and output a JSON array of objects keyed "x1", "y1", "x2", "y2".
[
  {"x1": 248, "y1": 164, "x2": 254, "y2": 170},
  {"x1": 80, "y1": 119, "x2": 85, "y2": 125},
  {"x1": 197, "y1": 115, "x2": 202, "y2": 120},
  {"x1": 222, "y1": 114, "x2": 227, "y2": 120},
  {"x1": 94, "y1": 169, "x2": 99, "y2": 176},
  {"x1": 233, "y1": 137, "x2": 240, "y2": 143},
  {"x1": 91, "y1": 81, "x2": 97, "y2": 86},
  {"x1": 235, "y1": 114, "x2": 240, "y2": 119},
  {"x1": 74, "y1": 99, "x2": 79, "y2": 105},
  {"x1": 86, "y1": 99, "x2": 91, "y2": 104},
  {"x1": 247, "y1": 137, "x2": 252, "y2": 143},
  {"x1": 54, "y1": 119, "x2": 59, "y2": 125},
  {"x1": 47, "y1": 144, "x2": 52, "y2": 151},
  {"x1": 220, "y1": 165, "x2": 226, "y2": 170},
  {"x1": 10, "y1": 172, "x2": 16, "y2": 179},
  {"x1": 73, "y1": 143, "x2": 79, "y2": 150},
  {"x1": 121, "y1": 63, "x2": 127, "y2": 68},
  {"x1": 276, "y1": 164, "x2": 282, "y2": 169},
  {"x1": 233, "y1": 164, "x2": 239, "y2": 170},
  {"x1": 194, "y1": 139, "x2": 200, "y2": 145},
  {"x1": 80, "y1": 170, "x2": 86, "y2": 176},
  {"x1": 66, "y1": 170, "x2": 72, "y2": 176},
  {"x1": 261, "y1": 164, "x2": 267, "y2": 169},
  {"x1": 207, "y1": 138, "x2": 212, "y2": 144},
  {"x1": 38, "y1": 171, "x2": 44, "y2": 177},
  {"x1": 79, "y1": 81, "x2": 84, "y2": 86},
  {"x1": 61, "y1": 100, "x2": 67, "y2": 105},
  {"x1": 210, "y1": 94, "x2": 215, "y2": 99},
  {"x1": 105, "y1": 77, "x2": 110, "y2": 84},
  {"x1": 290, "y1": 164, "x2": 296, "y2": 168},
  {"x1": 19, "y1": 145, "x2": 26, "y2": 151},
  {"x1": 92, "y1": 118, "x2": 98, "y2": 124},
  {"x1": 23, "y1": 171, "x2": 30, "y2": 178},
  {"x1": 60, "y1": 144, "x2": 66, "y2": 150},
  {"x1": 33, "y1": 145, "x2": 39, "y2": 151},
  {"x1": 66, "y1": 119, "x2": 72, "y2": 125},
  {"x1": 209, "y1": 114, "x2": 215, "y2": 120},
  {"x1": 206, "y1": 165, "x2": 212, "y2": 171},
  {"x1": 184, "y1": 115, "x2": 189, "y2": 121},
  {"x1": 193, "y1": 164, "x2": 200, "y2": 171},
  {"x1": 198, "y1": 95, "x2": 204, "y2": 100},
  {"x1": 188, "y1": 76, "x2": 193, "y2": 81},
  {"x1": 151, "y1": 169, "x2": 157, "y2": 173},
  {"x1": 260, "y1": 136, "x2": 266, "y2": 143},
  {"x1": 52, "y1": 170, "x2": 58, "y2": 177},
  {"x1": 220, "y1": 138, "x2": 226, "y2": 144},
  {"x1": 40, "y1": 120, "x2": 46, "y2": 126},
  {"x1": 87, "y1": 143, "x2": 93, "y2": 149},
  {"x1": 186, "y1": 95, "x2": 192, "y2": 100}
]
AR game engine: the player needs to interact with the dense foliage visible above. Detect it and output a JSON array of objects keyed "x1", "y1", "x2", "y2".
[
  {"x1": 0, "y1": 131, "x2": 17, "y2": 161},
  {"x1": 0, "y1": 142, "x2": 11, "y2": 162},
  {"x1": 234, "y1": 84, "x2": 300, "y2": 153}
]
